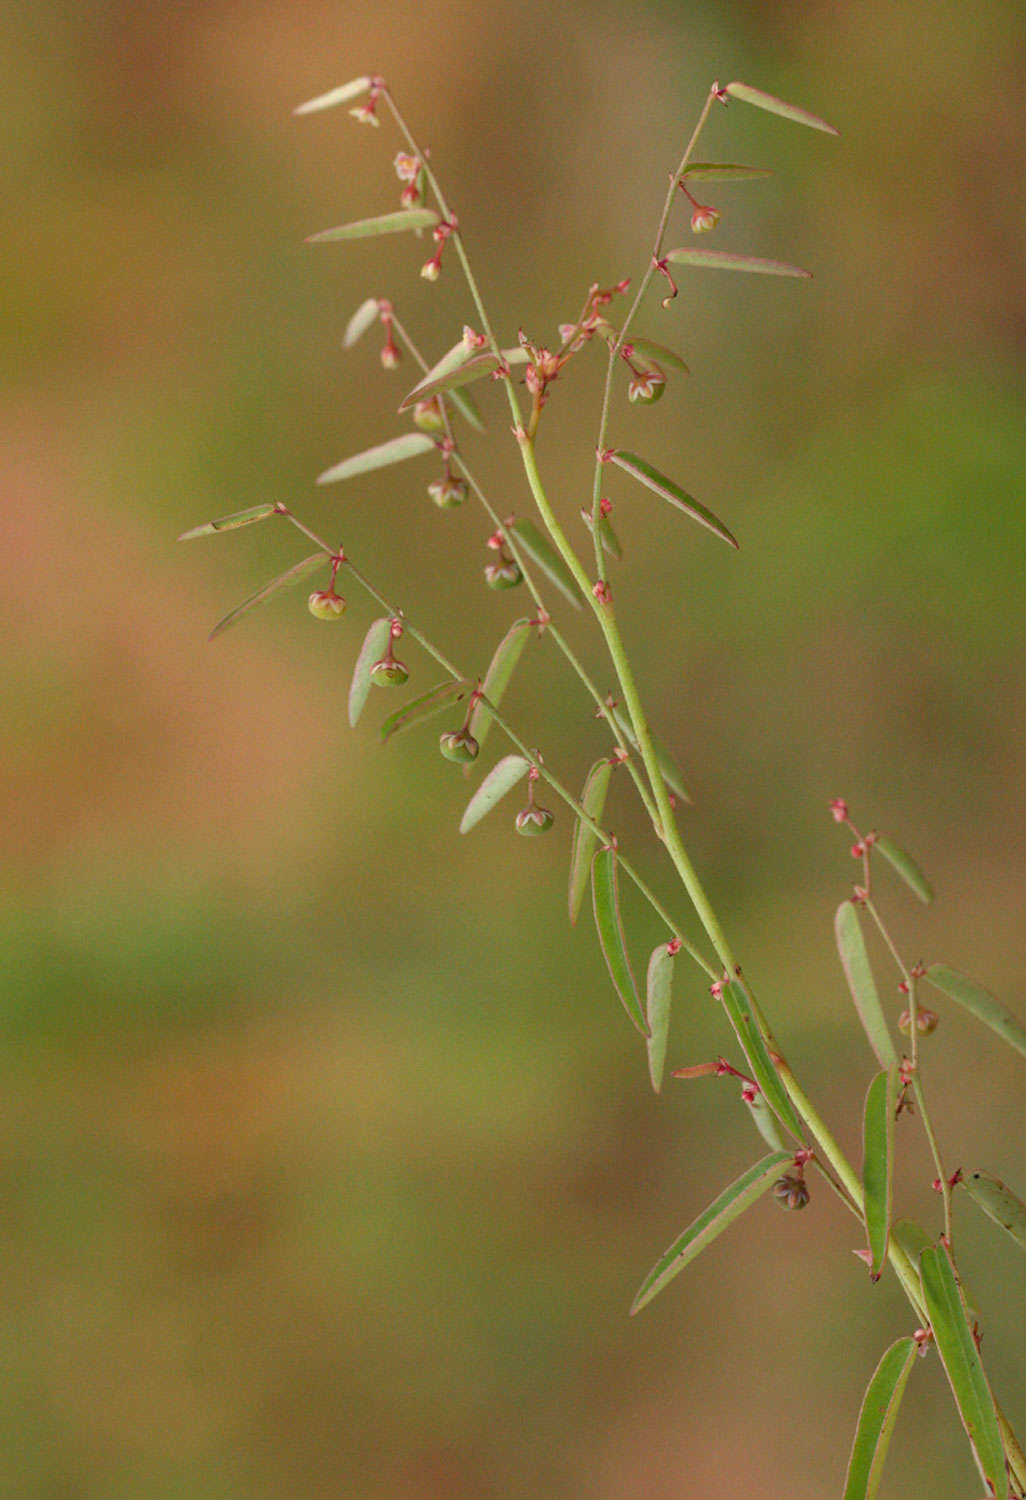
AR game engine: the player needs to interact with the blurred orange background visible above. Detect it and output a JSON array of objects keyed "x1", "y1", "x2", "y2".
[{"x1": 4, "y1": 1, "x2": 1025, "y2": 1495}]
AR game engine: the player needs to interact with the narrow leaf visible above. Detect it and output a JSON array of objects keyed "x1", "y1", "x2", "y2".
[
  {"x1": 399, "y1": 346, "x2": 529, "y2": 410},
  {"x1": 467, "y1": 619, "x2": 532, "y2": 751},
  {"x1": 665, "y1": 247, "x2": 811, "y2": 279},
  {"x1": 744, "y1": 1088, "x2": 786, "y2": 1152},
  {"x1": 724, "y1": 81, "x2": 839, "y2": 136},
  {"x1": 875, "y1": 835, "x2": 934, "y2": 904},
  {"x1": 307, "y1": 209, "x2": 440, "y2": 243},
  {"x1": 508, "y1": 518, "x2": 583, "y2": 607},
  {"x1": 208, "y1": 553, "x2": 325, "y2": 640},
  {"x1": 893, "y1": 1222, "x2": 981, "y2": 1321},
  {"x1": 891, "y1": 1218, "x2": 932, "y2": 1263},
  {"x1": 610, "y1": 707, "x2": 691, "y2": 804},
  {"x1": 342, "y1": 297, "x2": 380, "y2": 349},
  {"x1": 401, "y1": 337, "x2": 477, "y2": 401},
  {"x1": 925, "y1": 964, "x2": 1026, "y2": 1061},
  {"x1": 449, "y1": 387, "x2": 484, "y2": 433},
  {"x1": 631, "y1": 1152, "x2": 791, "y2": 1314},
  {"x1": 316, "y1": 431, "x2": 436, "y2": 486},
  {"x1": 645, "y1": 943, "x2": 676, "y2": 1092},
  {"x1": 862, "y1": 1068, "x2": 899, "y2": 1277},
  {"x1": 592, "y1": 847, "x2": 649, "y2": 1035},
  {"x1": 568, "y1": 759, "x2": 613, "y2": 926},
  {"x1": 293, "y1": 77, "x2": 373, "y2": 115},
  {"x1": 835, "y1": 901, "x2": 898, "y2": 1069},
  {"x1": 722, "y1": 979, "x2": 804, "y2": 1139},
  {"x1": 842, "y1": 1338, "x2": 918, "y2": 1500},
  {"x1": 459, "y1": 754, "x2": 530, "y2": 834},
  {"x1": 610, "y1": 451, "x2": 739, "y2": 549},
  {"x1": 348, "y1": 617, "x2": 391, "y2": 727},
  {"x1": 581, "y1": 506, "x2": 624, "y2": 561},
  {"x1": 962, "y1": 1171, "x2": 1026, "y2": 1254},
  {"x1": 681, "y1": 162, "x2": 773, "y2": 181},
  {"x1": 617, "y1": 336, "x2": 689, "y2": 375},
  {"x1": 920, "y1": 1246, "x2": 1008, "y2": 1499},
  {"x1": 178, "y1": 503, "x2": 278, "y2": 540},
  {"x1": 380, "y1": 678, "x2": 469, "y2": 743}
]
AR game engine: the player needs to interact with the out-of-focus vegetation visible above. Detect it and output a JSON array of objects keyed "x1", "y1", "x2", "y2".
[{"x1": 4, "y1": 2, "x2": 1024, "y2": 1495}]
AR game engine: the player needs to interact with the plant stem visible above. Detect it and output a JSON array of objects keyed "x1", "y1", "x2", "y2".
[{"x1": 278, "y1": 507, "x2": 716, "y2": 980}]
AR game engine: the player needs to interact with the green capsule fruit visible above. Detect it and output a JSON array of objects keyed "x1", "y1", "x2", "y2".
[
  {"x1": 370, "y1": 657, "x2": 410, "y2": 687},
  {"x1": 307, "y1": 590, "x2": 347, "y2": 620},
  {"x1": 439, "y1": 729, "x2": 479, "y2": 764},
  {"x1": 773, "y1": 1173, "x2": 810, "y2": 1211},
  {"x1": 627, "y1": 372, "x2": 666, "y2": 404},
  {"x1": 484, "y1": 560, "x2": 523, "y2": 590},
  {"x1": 428, "y1": 476, "x2": 467, "y2": 509},
  {"x1": 412, "y1": 398, "x2": 445, "y2": 434},
  {"x1": 515, "y1": 804, "x2": 555, "y2": 836}
]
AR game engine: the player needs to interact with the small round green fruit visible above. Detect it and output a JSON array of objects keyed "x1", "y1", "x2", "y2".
[
  {"x1": 370, "y1": 657, "x2": 410, "y2": 687},
  {"x1": 439, "y1": 729, "x2": 479, "y2": 764},
  {"x1": 484, "y1": 560, "x2": 523, "y2": 590},
  {"x1": 307, "y1": 590, "x2": 347, "y2": 620},
  {"x1": 515, "y1": 804, "x2": 555, "y2": 836},
  {"x1": 412, "y1": 398, "x2": 445, "y2": 434},
  {"x1": 428, "y1": 476, "x2": 467, "y2": 509}
]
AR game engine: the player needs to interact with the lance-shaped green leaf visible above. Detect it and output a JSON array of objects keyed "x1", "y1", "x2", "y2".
[
  {"x1": 449, "y1": 388, "x2": 485, "y2": 434},
  {"x1": 459, "y1": 754, "x2": 530, "y2": 834},
  {"x1": 592, "y1": 846, "x2": 649, "y2": 1036},
  {"x1": 842, "y1": 1338, "x2": 918, "y2": 1500},
  {"x1": 179, "y1": 503, "x2": 279, "y2": 541},
  {"x1": 645, "y1": 942, "x2": 676, "y2": 1092},
  {"x1": 401, "y1": 336, "x2": 477, "y2": 398},
  {"x1": 342, "y1": 297, "x2": 381, "y2": 349},
  {"x1": 722, "y1": 979, "x2": 804, "y2": 1139},
  {"x1": 920, "y1": 1246, "x2": 1008, "y2": 1500},
  {"x1": 567, "y1": 760, "x2": 613, "y2": 926},
  {"x1": 294, "y1": 76, "x2": 373, "y2": 115},
  {"x1": 665, "y1": 247, "x2": 812, "y2": 279},
  {"x1": 609, "y1": 707, "x2": 691, "y2": 804},
  {"x1": 581, "y1": 506, "x2": 624, "y2": 561},
  {"x1": 874, "y1": 835, "x2": 933, "y2": 904},
  {"x1": 924, "y1": 964, "x2": 1026, "y2": 1061},
  {"x1": 349, "y1": 617, "x2": 392, "y2": 727},
  {"x1": 835, "y1": 901, "x2": 898, "y2": 1069},
  {"x1": 744, "y1": 1087, "x2": 786, "y2": 1152},
  {"x1": 307, "y1": 209, "x2": 440, "y2": 243},
  {"x1": 723, "y1": 81, "x2": 839, "y2": 136},
  {"x1": 681, "y1": 162, "x2": 773, "y2": 181},
  {"x1": 962, "y1": 1171, "x2": 1026, "y2": 1254},
  {"x1": 400, "y1": 347, "x2": 528, "y2": 410},
  {"x1": 609, "y1": 451, "x2": 739, "y2": 549},
  {"x1": 862, "y1": 1067, "x2": 899, "y2": 1277},
  {"x1": 316, "y1": 431, "x2": 436, "y2": 487},
  {"x1": 508, "y1": 518, "x2": 583, "y2": 607},
  {"x1": 616, "y1": 336, "x2": 689, "y2": 375},
  {"x1": 380, "y1": 678, "x2": 469, "y2": 744},
  {"x1": 467, "y1": 619, "x2": 531, "y2": 751},
  {"x1": 208, "y1": 554, "x2": 326, "y2": 640},
  {"x1": 891, "y1": 1217, "x2": 932, "y2": 1263},
  {"x1": 631, "y1": 1151, "x2": 791, "y2": 1314}
]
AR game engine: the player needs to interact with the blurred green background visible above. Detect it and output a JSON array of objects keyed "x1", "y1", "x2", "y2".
[{"x1": 4, "y1": 1, "x2": 1025, "y2": 1495}]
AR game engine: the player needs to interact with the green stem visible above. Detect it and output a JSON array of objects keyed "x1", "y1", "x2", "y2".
[
  {"x1": 863, "y1": 894, "x2": 953, "y2": 1243},
  {"x1": 279, "y1": 508, "x2": 715, "y2": 980}
]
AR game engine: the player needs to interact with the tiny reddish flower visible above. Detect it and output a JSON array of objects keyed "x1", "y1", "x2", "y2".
[{"x1": 829, "y1": 798, "x2": 849, "y2": 822}]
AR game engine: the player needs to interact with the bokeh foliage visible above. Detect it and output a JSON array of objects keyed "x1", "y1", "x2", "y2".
[{"x1": 4, "y1": 1, "x2": 1024, "y2": 1494}]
